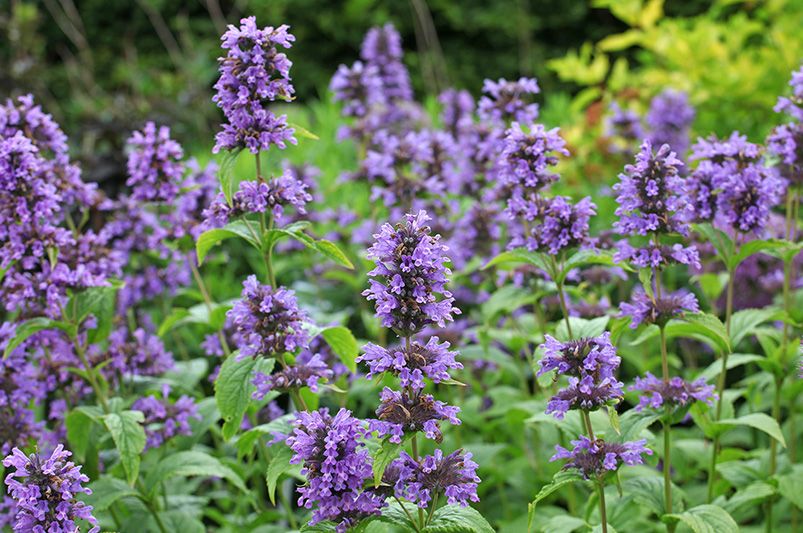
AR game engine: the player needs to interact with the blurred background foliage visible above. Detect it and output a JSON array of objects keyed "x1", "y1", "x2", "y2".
[{"x1": 1, "y1": 0, "x2": 801, "y2": 186}]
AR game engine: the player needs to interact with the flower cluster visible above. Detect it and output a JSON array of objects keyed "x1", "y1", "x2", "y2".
[
  {"x1": 125, "y1": 121, "x2": 185, "y2": 202},
  {"x1": 477, "y1": 78, "x2": 540, "y2": 124},
  {"x1": 384, "y1": 449, "x2": 480, "y2": 508},
  {"x1": 359, "y1": 336, "x2": 462, "y2": 390},
  {"x1": 363, "y1": 211, "x2": 459, "y2": 335},
  {"x1": 228, "y1": 275, "x2": 309, "y2": 358},
  {"x1": 213, "y1": 17, "x2": 296, "y2": 153},
  {"x1": 551, "y1": 436, "x2": 652, "y2": 480},
  {"x1": 774, "y1": 63, "x2": 803, "y2": 121},
  {"x1": 287, "y1": 409, "x2": 384, "y2": 532},
  {"x1": 630, "y1": 373, "x2": 717, "y2": 411},
  {"x1": 252, "y1": 353, "x2": 333, "y2": 399},
  {"x1": 370, "y1": 387, "x2": 461, "y2": 443},
  {"x1": 360, "y1": 23, "x2": 413, "y2": 103},
  {"x1": 3, "y1": 445, "x2": 99, "y2": 533},
  {"x1": 132, "y1": 385, "x2": 201, "y2": 449},
  {"x1": 645, "y1": 90, "x2": 695, "y2": 155},
  {"x1": 619, "y1": 290, "x2": 700, "y2": 329}
]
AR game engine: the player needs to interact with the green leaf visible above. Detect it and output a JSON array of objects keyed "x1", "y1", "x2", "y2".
[
  {"x1": 422, "y1": 505, "x2": 495, "y2": 533},
  {"x1": 102, "y1": 410, "x2": 146, "y2": 485},
  {"x1": 696, "y1": 353, "x2": 763, "y2": 383},
  {"x1": 618, "y1": 410, "x2": 661, "y2": 442},
  {"x1": 777, "y1": 466, "x2": 803, "y2": 510},
  {"x1": 66, "y1": 282, "x2": 122, "y2": 328},
  {"x1": 372, "y1": 439, "x2": 402, "y2": 487},
  {"x1": 483, "y1": 248, "x2": 551, "y2": 274},
  {"x1": 289, "y1": 122, "x2": 320, "y2": 140},
  {"x1": 638, "y1": 268, "x2": 654, "y2": 299},
  {"x1": 145, "y1": 450, "x2": 248, "y2": 496},
  {"x1": 156, "y1": 510, "x2": 205, "y2": 533},
  {"x1": 196, "y1": 220, "x2": 261, "y2": 265},
  {"x1": 480, "y1": 284, "x2": 535, "y2": 321},
  {"x1": 313, "y1": 239, "x2": 354, "y2": 269},
  {"x1": 218, "y1": 148, "x2": 244, "y2": 205},
  {"x1": 665, "y1": 313, "x2": 730, "y2": 354},
  {"x1": 320, "y1": 326, "x2": 359, "y2": 373},
  {"x1": 694, "y1": 224, "x2": 735, "y2": 267},
  {"x1": 529, "y1": 469, "x2": 584, "y2": 511},
  {"x1": 716, "y1": 413, "x2": 786, "y2": 447},
  {"x1": 266, "y1": 445, "x2": 301, "y2": 504},
  {"x1": 66, "y1": 409, "x2": 97, "y2": 463},
  {"x1": 558, "y1": 249, "x2": 620, "y2": 284},
  {"x1": 728, "y1": 308, "x2": 784, "y2": 347},
  {"x1": 665, "y1": 504, "x2": 738, "y2": 533},
  {"x1": 724, "y1": 481, "x2": 776, "y2": 513},
  {"x1": 623, "y1": 476, "x2": 682, "y2": 515},
  {"x1": 85, "y1": 476, "x2": 140, "y2": 511},
  {"x1": 3, "y1": 318, "x2": 75, "y2": 358},
  {"x1": 236, "y1": 414, "x2": 294, "y2": 457},
  {"x1": 555, "y1": 316, "x2": 609, "y2": 341},
  {"x1": 692, "y1": 272, "x2": 728, "y2": 305},
  {"x1": 215, "y1": 355, "x2": 257, "y2": 440},
  {"x1": 544, "y1": 515, "x2": 588, "y2": 532},
  {"x1": 729, "y1": 238, "x2": 789, "y2": 270}
]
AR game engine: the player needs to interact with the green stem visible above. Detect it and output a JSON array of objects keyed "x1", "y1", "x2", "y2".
[
  {"x1": 549, "y1": 257, "x2": 573, "y2": 338},
  {"x1": 394, "y1": 496, "x2": 421, "y2": 532},
  {"x1": 659, "y1": 326, "x2": 669, "y2": 383},
  {"x1": 664, "y1": 418, "x2": 674, "y2": 531},
  {"x1": 581, "y1": 411, "x2": 607, "y2": 533},
  {"x1": 766, "y1": 374, "x2": 783, "y2": 533},
  {"x1": 411, "y1": 434, "x2": 425, "y2": 528},
  {"x1": 69, "y1": 331, "x2": 109, "y2": 413},
  {"x1": 189, "y1": 259, "x2": 231, "y2": 357}
]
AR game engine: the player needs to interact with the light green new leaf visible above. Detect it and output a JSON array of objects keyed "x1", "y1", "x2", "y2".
[{"x1": 102, "y1": 410, "x2": 146, "y2": 485}]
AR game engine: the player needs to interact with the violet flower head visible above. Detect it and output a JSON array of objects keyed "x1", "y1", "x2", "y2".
[
  {"x1": 630, "y1": 372, "x2": 717, "y2": 411},
  {"x1": 125, "y1": 121, "x2": 185, "y2": 202},
  {"x1": 498, "y1": 122, "x2": 568, "y2": 199},
  {"x1": 774, "y1": 63, "x2": 803, "y2": 121},
  {"x1": 358, "y1": 337, "x2": 462, "y2": 391},
  {"x1": 360, "y1": 23, "x2": 413, "y2": 102},
  {"x1": 330, "y1": 61, "x2": 385, "y2": 118},
  {"x1": 545, "y1": 374, "x2": 624, "y2": 420},
  {"x1": 252, "y1": 353, "x2": 333, "y2": 399},
  {"x1": 213, "y1": 17, "x2": 297, "y2": 153},
  {"x1": 132, "y1": 385, "x2": 201, "y2": 449},
  {"x1": 229, "y1": 275, "x2": 309, "y2": 359},
  {"x1": 716, "y1": 164, "x2": 786, "y2": 234},
  {"x1": 388, "y1": 449, "x2": 480, "y2": 509},
  {"x1": 3, "y1": 445, "x2": 99, "y2": 533},
  {"x1": 101, "y1": 327, "x2": 175, "y2": 381},
  {"x1": 531, "y1": 196, "x2": 596, "y2": 255},
  {"x1": 685, "y1": 160, "x2": 719, "y2": 222},
  {"x1": 646, "y1": 90, "x2": 695, "y2": 155},
  {"x1": 538, "y1": 332, "x2": 620, "y2": 380},
  {"x1": 767, "y1": 122, "x2": 803, "y2": 184},
  {"x1": 363, "y1": 211, "x2": 460, "y2": 335},
  {"x1": 0, "y1": 132, "x2": 61, "y2": 228},
  {"x1": 370, "y1": 387, "x2": 460, "y2": 444},
  {"x1": 619, "y1": 290, "x2": 700, "y2": 329},
  {"x1": 287, "y1": 408, "x2": 384, "y2": 532},
  {"x1": 439, "y1": 89, "x2": 475, "y2": 138},
  {"x1": 478, "y1": 77, "x2": 540, "y2": 124},
  {"x1": 550, "y1": 436, "x2": 652, "y2": 480}
]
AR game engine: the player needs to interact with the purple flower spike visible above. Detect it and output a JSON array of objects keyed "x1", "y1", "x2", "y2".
[
  {"x1": 360, "y1": 23, "x2": 413, "y2": 103},
  {"x1": 538, "y1": 332, "x2": 620, "y2": 380},
  {"x1": 252, "y1": 353, "x2": 333, "y2": 398},
  {"x1": 630, "y1": 372, "x2": 717, "y2": 411},
  {"x1": 646, "y1": 90, "x2": 695, "y2": 155},
  {"x1": 3, "y1": 445, "x2": 99, "y2": 533},
  {"x1": 386, "y1": 449, "x2": 480, "y2": 509},
  {"x1": 358, "y1": 337, "x2": 462, "y2": 391},
  {"x1": 287, "y1": 408, "x2": 384, "y2": 532},
  {"x1": 550, "y1": 435, "x2": 652, "y2": 479},
  {"x1": 545, "y1": 374, "x2": 624, "y2": 420},
  {"x1": 478, "y1": 77, "x2": 540, "y2": 124},
  {"x1": 228, "y1": 275, "x2": 309, "y2": 359},
  {"x1": 330, "y1": 61, "x2": 386, "y2": 118},
  {"x1": 132, "y1": 385, "x2": 201, "y2": 449},
  {"x1": 775, "y1": 63, "x2": 803, "y2": 121},
  {"x1": 363, "y1": 210, "x2": 460, "y2": 335},
  {"x1": 619, "y1": 290, "x2": 700, "y2": 329},
  {"x1": 370, "y1": 387, "x2": 460, "y2": 444},
  {"x1": 125, "y1": 121, "x2": 185, "y2": 202}
]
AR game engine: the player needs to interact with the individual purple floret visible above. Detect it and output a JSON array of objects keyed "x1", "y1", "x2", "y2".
[
  {"x1": 229, "y1": 275, "x2": 309, "y2": 359},
  {"x1": 774, "y1": 63, "x2": 803, "y2": 121},
  {"x1": 645, "y1": 90, "x2": 695, "y2": 155},
  {"x1": 3, "y1": 445, "x2": 99, "y2": 533},
  {"x1": 545, "y1": 374, "x2": 624, "y2": 419},
  {"x1": 619, "y1": 290, "x2": 700, "y2": 329},
  {"x1": 330, "y1": 61, "x2": 386, "y2": 117},
  {"x1": 125, "y1": 121, "x2": 185, "y2": 202},
  {"x1": 358, "y1": 337, "x2": 462, "y2": 391},
  {"x1": 538, "y1": 333, "x2": 620, "y2": 379},
  {"x1": 363, "y1": 211, "x2": 460, "y2": 335},
  {"x1": 132, "y1": 385, "x2": 201, "y2": 449},
  {"x1": 287, "y1": 408, "x2": 384, "y2": 532},
  {"x1": 478, "y1": 78, "x2": 540, "y2": 124},
  {"x1": 550, "y1": 435, "x2": 652, "y2": 480},
  {"x1": 212, "y1": 17, "x2": 297, "y2": 153},
  {"x1": 370, "y1": 387, "x2": 460, "y2": 444},
  {"x1": 360, "y1": 23, "x2": 413, "y2": 103},
  {"x1": 252, "y1": 353, "x2": 333, "y2": 399},
  {"x1": 387, "y1": 449, "x2": 480, "y2": 509},
  {"x1": 630, "y1": 372, "x2": 717, "y2": 411}
]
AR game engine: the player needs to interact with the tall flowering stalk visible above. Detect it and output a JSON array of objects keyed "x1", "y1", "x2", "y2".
[
  {"x1": 538, "y1": 333, "x2": 650, "y2": 532},
  {"x1": 358, "y1": 210, "x2": 478, "y2": 528}
]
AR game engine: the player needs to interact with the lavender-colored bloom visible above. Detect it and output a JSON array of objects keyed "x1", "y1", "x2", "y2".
[
  {"x1": 252, "y1": 353, "x2": 333, "y2": 399},
  {"x1": 3, "y1": 445, "x2": 99, "y2": 533},
  {"x1": 287, "y1": 408, "x2": 384, "y2": 532},
  {"x1": 614, "y1": 241, "x2": 700, "y2": 270},
  {"x1": 229, "y1": 275, "x2": 309, "y2": 358},
  {"x1": 439, "y1": 89, "x2": 475, "y2": 138},
  {"x1": 387, "y1": 449, "x2": 480, "y2": 508},
  {"x1": 213, "y1": 17, "x2": 297, "y2": 153},
  {"x1": 716, "y1": 164, "x2": 786, "y2": 234},
  {"x1": 478, "y1": 78, "x2": 540, "y2": 124},
  {"x1": 448, "y1": 204, "x2": 503, "y2": 269},
  {"x1": 767, "y1": 122, "x2": 803, "y2": 184},
  {"x1": 646, "y1": 90, "x2": 694, "y2": 155},
  {"x1": 132, "y1": 385, "x2": 201, "y2": 449},
  {"x1": 530, "y1": 196, "x2": 596, "y2": 255},
  {"x1": 171, "y1": 159, "x2": 221, "y2": 239},
  {"x1": 685, "y1": 160, "x2": 719, "y2": 222},
  {"x1": 370, "y1": 387, "x2": 460, "y2": 444},
  {"x1": 125, "y1": 122, "x2": 185, "y2": 202},
  {"x1": 546, "y1": 374, "x2": 624, "y2": 419},
  {"x1": 551, "y1": 435, "x2": 652, "y2": 479},
  {"x1": 330, "y1": 61, "x2": 385, "y2": 118},
  {"x1": 774, "y1": 63, "x2": 803, "y2": 121},
  {"x1": 605, "y1": 102, "x2": 643, "y2": 154},
  {"x1": 363, "y1": 211, "x2": 459, "y2": 335},
  {"x1": 630, "y1": 372, "x2": 716, "y2": 411},
  {"x1": 498, "y1": 122, "x2": 568, "y2": 200},
  {"x1": 359, "y1": 337, "x2": 462, "y2": 391},
  {"x1": 100, "y1": 327, "x2": 175, "y2": 381},
  {"x1": 619, "y1": 290, "x2": 700, "y2": 329},
  {"x1": 360, "y1": 23, "x2": 413, "y2": 102},
  {"x1": 538, "y1": 333, "x2": 620, "y2": 379}
]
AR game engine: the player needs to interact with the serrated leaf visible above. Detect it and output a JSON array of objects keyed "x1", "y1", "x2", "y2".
[
  {"x1": 555, "y1": 316, "x2": 609, "y2": 341},
  {"x1": 145, "y1": 450, "x2": 248, "y2": 496},
  {"x1": 665, "y1": 504, "x2": 738, "y2": 533},
  {"x1": 102, "y1": 410, "x2": 146, "y2": 485},
  {"x1": 320, "y1": 326, "x2": 359, "y2": 373},
  {"x1": 313, "y1": 239, "x2": 354, "y2": 269},
  {"x1": 215, "y1": 355, "x2": 256, "y2": 440},
  {"x1": 422, "y1": 505, "x2": 495, "y2": 533},
  {"x1": 724, "y1": 481, "x2": 776, "y2": 513},
  {"x1": 715, "y1": 413, "x2": 786, "y2": 447},
  {"x1": 196, "y1": 220, "x2": 261, "y2": 264},
  {"x1": 530, "y1": 469, "x2": 584, "y2": 509},
  {"x1": 372, "y1": 439, "x2": 402, "y2": 487},
  {"x1": 85, "y1": 476, "x2": 140, "y2": 511},
  {"x1": 728, "y1": 308, "x2": 784, "y2": 347},
  {"x1": 622, "y1": 476, "x2": 683, "y2": 515},
  {"x1": 694, "y1": 224, "x2": 735, "y2": 267},
  {"x1": 266, "y1": 445, "x2": 302, "y2": 505},
  {"x1": 559, "y1": 249, "x2": 620, "y2": 284},
  {"x1": 729, "y1": 238, "x2": 789, "y2": 270}
]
